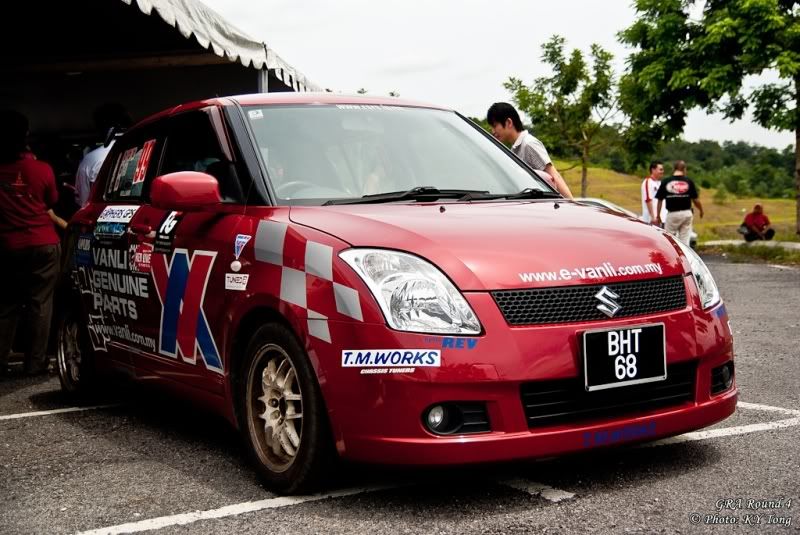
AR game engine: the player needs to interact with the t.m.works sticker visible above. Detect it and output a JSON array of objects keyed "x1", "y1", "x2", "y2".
[{"x1": 342, "y1": 349, "x2": 441, "y2": 375}]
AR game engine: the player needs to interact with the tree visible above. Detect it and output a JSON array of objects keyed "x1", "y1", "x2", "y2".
[
  {"x1": 619, "y1": 0, "x2": 799, "y2": 234},
  {"x1": 388, "y1": 91, "x2": 400, "y2": 97},
  {"x1": 356, "y1": 88, "x2": 368, "y2": 95},
  {"x1": 505, "y1": 35, "x2": 621, "y2": 197}
]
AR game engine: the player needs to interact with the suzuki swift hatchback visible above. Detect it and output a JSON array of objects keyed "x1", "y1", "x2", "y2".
[{"x1": 59, "y1": 94, "x2": 736, "y2": 493}]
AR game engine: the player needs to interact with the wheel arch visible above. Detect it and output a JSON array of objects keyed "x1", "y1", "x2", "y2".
[{"x1": 224, "y1": 303, "x2": 339, "y2": 443}]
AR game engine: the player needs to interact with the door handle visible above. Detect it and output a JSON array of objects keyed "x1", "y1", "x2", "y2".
[{"x1": 130, "y1": 223, "x2": 152, "y2": 235}]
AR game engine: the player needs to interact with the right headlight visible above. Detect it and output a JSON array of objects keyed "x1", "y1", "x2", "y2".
[
  {"x1": 339, "y1": 249, "x2": 481, "y2": 334},
  {"x1": 674, "y1": 238, "x2": 721, "y2": 309}
]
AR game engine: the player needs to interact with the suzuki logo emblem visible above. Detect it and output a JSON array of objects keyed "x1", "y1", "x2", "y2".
[{"x1": 595, "y1": 286, "x2": 622, "y2": 317}]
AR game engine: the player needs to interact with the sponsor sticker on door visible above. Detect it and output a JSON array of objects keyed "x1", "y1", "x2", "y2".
[
  {"x1": 225, "y1": 273, "x2": 249, "y2": 291},
  {"x1": 97, "y1": 205, "x2": 139, "y2": 223}
]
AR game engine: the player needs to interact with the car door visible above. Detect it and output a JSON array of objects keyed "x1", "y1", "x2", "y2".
[
  {"x1": 70, "y1": 128, "x2": 163, "y2": 367},
  {"x1": 127, "y1": 107, "x2": 246, "y2": 394}
]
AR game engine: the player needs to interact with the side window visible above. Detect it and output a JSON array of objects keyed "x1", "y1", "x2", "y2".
[
  {"x1": 160, "y1": 110, "x2": 243, "y2": 202},
  {"x1": 104, "y1": 135, "x2": 161, "y2": 201}
]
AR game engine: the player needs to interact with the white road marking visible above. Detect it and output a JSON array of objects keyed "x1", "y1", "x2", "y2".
[
  {"x1": 738, "y1": 401, "x2": 800, "y2": 416},
  {"x1": 76, "y1": 484, "x2": 400, "y2": 535},
  {"x1": 0, "y1": 405, "x2": 118, "y2": 421},
  {"x1": 501, "y1": 479, "x2": 575, "y2": 503},
  {"x1": 645, "y1": 400, "x2": 800, "y2": 447},
  {"x1": 647, "y1": 417, "x2": 800, "y2": 446}
]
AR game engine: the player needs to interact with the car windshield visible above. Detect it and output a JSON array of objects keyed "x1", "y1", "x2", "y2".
[{"x1": 243, "y1": 104, "x2": 553, "y2": 204}]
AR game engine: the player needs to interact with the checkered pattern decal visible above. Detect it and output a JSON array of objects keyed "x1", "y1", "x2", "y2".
[{"x1": 255, "y1": 220, "x2": 365, "y2": 343}]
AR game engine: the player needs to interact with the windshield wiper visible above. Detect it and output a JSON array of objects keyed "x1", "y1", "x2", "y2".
[
  {"x1": 458, "y1": 188, "x2": 562, "y2": 201},
  {"x1": 323, "y1": 186, "x2": 490, "y2": 205}
]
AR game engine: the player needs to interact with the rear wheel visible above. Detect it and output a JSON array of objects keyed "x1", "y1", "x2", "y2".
[
  {"x1": 238, "y1": 323, "x2": 334, "y2": 494},
  {"x1": 56, "y1": 307, "x2": 98, "y2": 396}
]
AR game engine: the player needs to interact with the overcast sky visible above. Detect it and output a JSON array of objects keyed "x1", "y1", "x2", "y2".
[{"x1": 202, "y1": 0, "x2": 794, "y2": 149}]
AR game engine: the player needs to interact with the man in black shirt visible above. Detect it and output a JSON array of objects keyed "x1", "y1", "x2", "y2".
[{"x1": 655, "y1": 160, "x2": 704, "y2": 246}]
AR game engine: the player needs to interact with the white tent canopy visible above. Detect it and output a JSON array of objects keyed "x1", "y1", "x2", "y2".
[
  {"x1": 0, "y1": 0, "x2": 321, "y2": 141},
  {"x1": 121, "y1": 0, "x2": 319, "y2": 91}
]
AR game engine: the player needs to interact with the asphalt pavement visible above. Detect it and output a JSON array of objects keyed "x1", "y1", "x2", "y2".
[{"x1": 1, "y1": 258, "x2": 798, "y2": 534}]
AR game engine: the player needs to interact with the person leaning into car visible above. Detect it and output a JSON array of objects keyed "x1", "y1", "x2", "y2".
[
  {"x1": 486, "y1": 102, "x2": 573, "y2": 199},
  {"x1": 0, "y1": 110, "x2": 62, "y2": 376},
  {"x1": 655, "y1": 160, "x2": 703, "y2": 246}
]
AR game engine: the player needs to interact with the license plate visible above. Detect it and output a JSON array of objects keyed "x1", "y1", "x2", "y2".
[{"x1": 583, "y1": 323, "x2": 666, "y2": 392}]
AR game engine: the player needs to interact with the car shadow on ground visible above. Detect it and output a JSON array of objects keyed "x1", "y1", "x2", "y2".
[{"x1": 23, "y1": 379, "x2": 725, "y2": 511}]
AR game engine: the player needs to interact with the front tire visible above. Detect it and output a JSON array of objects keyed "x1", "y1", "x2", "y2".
[{"x1": 237, "y1": 323, "x2": 334, "y2": 494}]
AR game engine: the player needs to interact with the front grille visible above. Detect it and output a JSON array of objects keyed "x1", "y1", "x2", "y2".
[
  {"x1": 493, "y1": 276, "x2": 687, "y2": 325},
  {"x1": 520, "y1": 361, "x2": 697, "y2": 428}
]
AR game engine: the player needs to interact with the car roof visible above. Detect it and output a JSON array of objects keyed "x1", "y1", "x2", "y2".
[
  {"x1": 231, "y1": 92, "x2": 449, "y2": 110},
  {"x1": 131, "y1": 93, "x2": 451, "y2": 130}
]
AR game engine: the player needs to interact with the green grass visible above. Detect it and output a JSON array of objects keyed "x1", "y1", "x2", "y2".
[
  {"x1": 554, "y1": 159, "x2": 799, "y2": 243},
  {"x1": 698, "y1": 244, "x2": 800, "y2": 266}
]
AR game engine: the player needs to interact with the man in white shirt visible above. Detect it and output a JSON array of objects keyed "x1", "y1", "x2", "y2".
[
  {"x1": 641, "y1": 160, "x2": 666, "y2": 224},
  {"x1": 75, "y1": 103, "x2": 131, "y2": 207},
  {"x1": 75, "y1": 142, "x2": 114, "y2": 207},
  {"x1": 486, "y1": 102, "x2": 573, "y2": 199}
]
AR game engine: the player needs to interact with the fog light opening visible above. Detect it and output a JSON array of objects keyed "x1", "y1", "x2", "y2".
[
  {"x1": 722, "y1": 363, "x2": 734, "y2": 390},
  {"x1": 427, "y1": 405, "x2": 446, "y2": 430}
]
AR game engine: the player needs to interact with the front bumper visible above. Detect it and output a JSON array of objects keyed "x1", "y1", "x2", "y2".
[
  {"x1": 314, "y1": 285, "x2": 736, "y2": 465},
  {"x1": 341, "y1": 377, "x2": 736, "y2": 465}
]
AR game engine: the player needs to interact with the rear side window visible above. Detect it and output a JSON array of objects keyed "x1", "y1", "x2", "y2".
[
  {"x1": 161, "y1": 112, "x2": 225, "y2": 175},
  {"x1": 104, "y1": 136, "x2": 161, "y2": 201},
  {"x1": 160, "y1": 110, "x2": 244, "y2": 202}
]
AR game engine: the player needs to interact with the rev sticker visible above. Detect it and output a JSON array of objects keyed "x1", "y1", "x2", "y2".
[{"x1": 425, "y1": 336, "x2": 479, "y2": 350}]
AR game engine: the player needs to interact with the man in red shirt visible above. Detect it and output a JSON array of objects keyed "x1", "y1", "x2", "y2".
[
  {"x1": 0, "y1": 110, "x2": 61, "y2": 376},
  {"x1": 742, "y1": 204, "x2": 775, "y2": 242}
]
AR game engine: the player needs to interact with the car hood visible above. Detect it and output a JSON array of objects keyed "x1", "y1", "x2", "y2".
[{"x1": 289, "y1": 201, "x2": 687, "y2": 290}]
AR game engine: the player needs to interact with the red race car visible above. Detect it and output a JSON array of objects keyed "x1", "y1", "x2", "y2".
[{"x1": 59, "y1": 94, "x2": 736, "y2": 493}]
